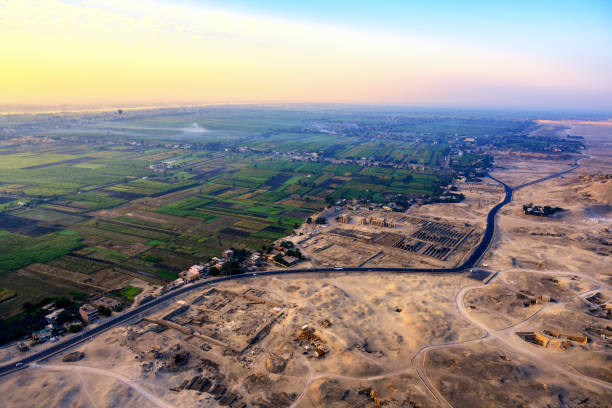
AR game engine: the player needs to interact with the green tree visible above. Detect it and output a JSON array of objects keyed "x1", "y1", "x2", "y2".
[
  {"x1": 97, "y1": 306, "x2": 112, "y2": 317},
  {"x1": 68, "y1": 323, "x2": 83, "y2": 333}
]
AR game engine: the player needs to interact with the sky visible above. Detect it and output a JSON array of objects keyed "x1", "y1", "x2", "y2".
[{"x1": 1, "y1": 0, "x2": 611, "y2": 110}]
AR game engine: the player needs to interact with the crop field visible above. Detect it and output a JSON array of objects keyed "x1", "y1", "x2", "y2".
[
  {"x1": 48, "y1": 255, "x2": 108, "y2": 275},
  {"x1": 0, "y1": 288, "x2": 16, "y2": 302},
  {"x1": 115, "y1": 285, "x2": 142, "y2": 302},
  {"x1": 12, "y1": 208, "x2": 86, "y2": 226},
  {"x1": 0, "y1": 148, "x2": 152, "y2": 196},
  {"x1": 60, "y1": 192, "x2": 126, "y2": 211},
  {"x1": 0, "y1": 231, "x2": 83, "y2": 273}
]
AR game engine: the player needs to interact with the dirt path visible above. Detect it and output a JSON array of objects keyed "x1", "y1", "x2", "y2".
[
  {"x1": 30, "y1": 363, "x2": 176, "y2": 408},
  {"x1": 78, "y1": 370, "x2": 99, "y2": 408}
]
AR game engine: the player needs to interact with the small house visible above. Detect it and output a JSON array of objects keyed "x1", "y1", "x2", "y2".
[{"x1": 79, "y1": 304, "x2": 98, "y2": 323}]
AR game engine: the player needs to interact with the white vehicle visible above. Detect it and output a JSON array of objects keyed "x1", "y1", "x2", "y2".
[
  {"x1": 15, "y1": 362, "x2": 23, "y2": 367},
  {"x1": 333, "y1": 267, "x2": 343, "y2": 270}
]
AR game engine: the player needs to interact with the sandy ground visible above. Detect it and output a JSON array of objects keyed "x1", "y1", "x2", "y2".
[
  {"x1": 1, "y1": 273, "x2": 485, "y2": 408},
  {"x1": 1, "y1": 121, "x2": 611, "y2": 407},
  {"x1": 426, "y1": 339, "x2": 611, "y2": 408}
]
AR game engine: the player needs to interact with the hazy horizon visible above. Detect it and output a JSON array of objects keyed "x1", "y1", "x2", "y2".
[{"x1": 2, "y1": 102, "x2": 612, "y2": 119}]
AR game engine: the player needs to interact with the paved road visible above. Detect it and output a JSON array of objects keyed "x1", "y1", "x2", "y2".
[
  {"x1": 513, "y1": 162, "x2": 579, "y2": 191},
  {"x1": 0, "y1": 164, "x2": 578, "y2": 376}
]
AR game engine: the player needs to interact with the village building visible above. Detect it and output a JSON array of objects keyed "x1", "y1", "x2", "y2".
[
  {"x1": 44, "y1": 308, "x2": 65, "y2": 325},
  {"x1": 92, "y1": 297, "x2": 123, "y2": 311},
  {"x1": 32, "y1": 327, "x2": 53, "y2": 342},
  {"x1": 79, "y1": 304, "x2": 99, "y2": 323}
]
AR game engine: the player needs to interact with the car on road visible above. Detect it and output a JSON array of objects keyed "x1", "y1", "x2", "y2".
[{"x1": 15, "y1": 362, "x2": 23, "y2": 367}]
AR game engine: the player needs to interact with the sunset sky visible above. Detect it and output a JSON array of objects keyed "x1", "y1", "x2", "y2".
[{"x1": 1, "y1": 0, "x2": 611, "y2": 109}]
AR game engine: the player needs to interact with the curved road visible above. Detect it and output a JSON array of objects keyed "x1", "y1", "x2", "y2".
[{"x1": 0, "y1": 163, "x2": 579, "y2": 376}]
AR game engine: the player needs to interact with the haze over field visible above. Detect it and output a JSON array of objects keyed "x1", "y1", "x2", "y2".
[{"x1": 1, "y1": 0, "x2": 611, "y2": 110}]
